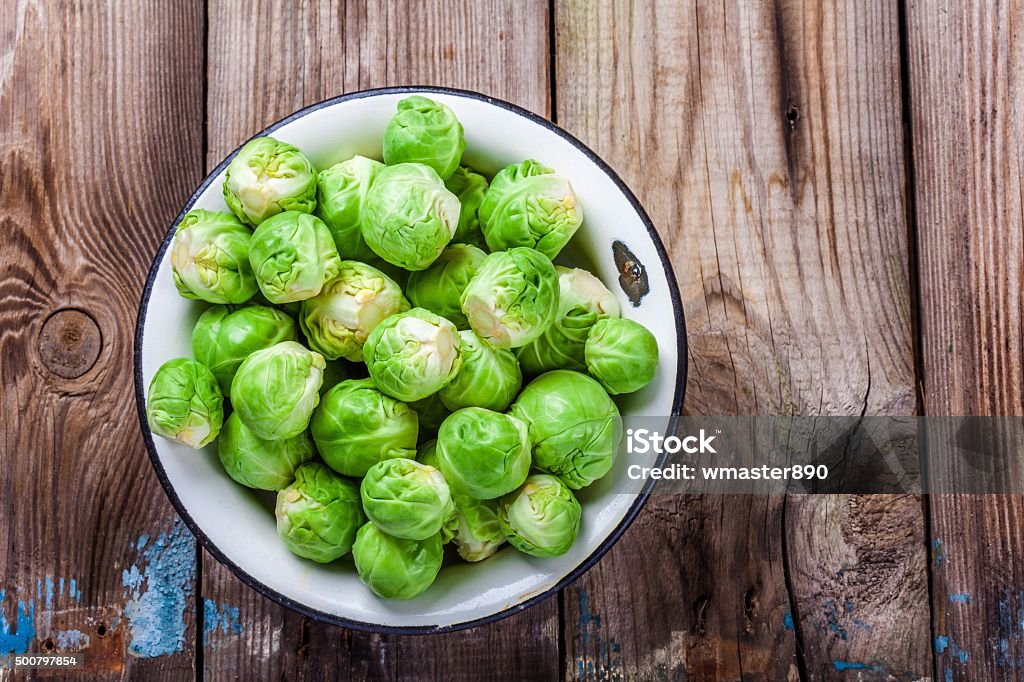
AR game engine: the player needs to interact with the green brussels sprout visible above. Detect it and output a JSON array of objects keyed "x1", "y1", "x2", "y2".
[
  {"x1": 510, "y1": 370, "x2": 621, "y2": 489},
  {"x1": 417, "y1": 439, "x2": 442, "y2": 469},
  {"x1": 498, "y1": 474, "x2": 582, "y2": 557},
  {"x1": 352, "y1": 523, "x2": 443, "y2": 600},
  {"x1": 460, "y1": 247, "x2": 559, "y2": 348},
  {"x1": 218, "y1": 412, "x2": 315, "y2": 490},
  {"x1": 191, "y1": 304, "x2": 298, "y2": 394},
  {"x1": 478, "y1": 160, "x2": 582, "y2": 258},
  {"x1": 445, "y1": 166, "x2": 489, "y2": 246},
  {"x1": 299, "y1": 261, "x2": 410, "y2": 361},
  {"x1": 585, "y1": 317, "x2": 659, "y2": 395},
  {"x1": 361, "y1": 163, "x2": 460, "y2": 271},
  {"x1": 382, "y1": 96, "x2": 466, "y2": 180},
  {"x1": 363, "y1": 308, "x2": 462, "y2": 402},
  {"x1": 452, "y1": 493, "x2": 505, "y2": 562},
  {"x1": 170, "y1": 209, "x2": 258, "y2": 304},
  {"x1": 315, "y1": 156, "x2": 383, "y2": 260},
  {"x1": 223, "y1": 136, "x2": 317, "y2": 226},
  {"x1": 408, "y1": 394, "x2": 451, "y2": 443},
  {"x1": 361, "y1": 458, "x2": 454, "y2": 540},
  {"x1": 146, "y1": 358, "x2": 224, "y2": 448},
  {"x1": 311, "y1": 378, "x2": 418, "y2": 477},
  {"x1": 438, "y1": 330, "x2": 522, "y2": 412},
  {"x1": 276, "y1": 462, "x2": 364, "y2": 563},
  {"x1": 516, "y1": 267, "x2": 621, "y2": 375},
  {"x1": 435, "y1": 408, "x2": 531, "y2": 499},
  {"x1": 249, "y1": 211, "x2": 342, "y2": 304},
  {"x1": 405, "y1": 244, "x2": 486, "y2": 329},
  {"x1": 230, "y1": 341, "x2": 325, "y2": 440}
]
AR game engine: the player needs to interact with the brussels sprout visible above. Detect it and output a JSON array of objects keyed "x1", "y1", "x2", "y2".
[
  {"x1": 382, "y1": 96, "x2": 466, "y2": 180},
  {"x1": 498, "y1": 474, "x2": 582, "y2": 557},
  {"x1": 361, "y1": 458, "x2": 454, "y2": 540},
  {"x1": 416, "y1": 439, "x2": 442, "y2": 469},
  {"x1": 311, "y1": 378, "x2": 418, "y2": 477},
  {"x1": 249, "y1": 211, "x2": 342, "y2": 304},
  {"x1": 516, "y1": 267, "x2": 621, "y2": 375},
  {"x1": 363, "y1": 308, "x2": 462, "y2": 402},
  {"x1": 585, "y1": 318, "x2": 659, "y2": 395},
  {"x1": 361, "y1": 163, "x2": 460, "y2": 271},
  {"x1": 510, "y1": 370, "x2": 621, "y2": 489},
  {"x1": 452, "y1": 493, "x2": 505, "y2": 562},
  {"x1": 230, "y1": 341, "x2": 325, "y2": 440},
  {"x1": 170, "y1": 209, "x2": 258, "y2": 304},
  {"x1": 478, "y1": 160, "x2": 582, "y2": 258},
  {"x1": 218, "y1": 412, "x2": 315, "y2": 490},
  {"x1": 315, "y1": 156, "x2": 383, "y2": 260},
  {"x1": 352, "y1": 523, "x2": 443, "y2": 600},
  {"x1": 460, "y1": 247, "x2": 559, "y2": 348},
  {"x1": 438, "y1": 330, "x2": 522, "y2": 412},
  {"x1": 192, "y1": 304, "x2": 298, "y2": 394},
  {"x1": 408, "y1": 394, "x2": 451, "y2": 443},
  {"x1": 276, "y1": 462, "x2": 364, "y2": 563},
  {"x1": 146, "y1": 358, "x2": 224, "y2": 448},
  {"x1": 436, "y1": 408, "x2": 531, "y2": 499},
  {"x1": 405, "y1": 244, "x2": 486, "y2": 329},
  {"x1": 445, "y1": 166, "x2": 489, "y2": 246},
  {"x1": 223, "y1": 136, "x2": 317, "y2": 226},
  {"x1": 299, "y1": 261, "x2": 410, "y2": 361}
]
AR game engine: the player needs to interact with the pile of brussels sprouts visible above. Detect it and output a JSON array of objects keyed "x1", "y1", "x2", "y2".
[{"x1": 146, "y1": 96, "x2": 659, "y2": 600}]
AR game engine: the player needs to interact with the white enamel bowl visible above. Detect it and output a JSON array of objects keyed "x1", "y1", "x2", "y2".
[{"x1": 134, "y1": 87, "x2": 686, "y2": 633}]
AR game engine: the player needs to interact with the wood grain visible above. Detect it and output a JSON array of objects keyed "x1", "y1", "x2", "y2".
[
  {"x1": 0, "y1": 0, "x2": 204, "y2": 678},
  {"x1": 907, "y1": 0, "x2": 1024, "y2": 679},
  {"x1": 202, "y1": 1, "x2": 556, "y2": 679},
  {"x1": 555, "y1": 0, "x2": 924, "y2": 678}
]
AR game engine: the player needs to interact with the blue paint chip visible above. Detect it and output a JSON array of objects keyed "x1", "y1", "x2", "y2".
[
  {"x1": 202, "y1": 599, "x2": 244, "y2": 647},
  {"x1": 935, "y1": 636, "x2": 949, "y2": 654},
  {"x1": 54, "y1": 629, "x2": 89, "y2": 651},
  {"x1": 949, "y1": 593, "x2": 972, "y2": 604},
  {"x1": 833, "y1": 660, "x2": 868, "y2": 671},
  {"x1": 0, "y1": 598, "x2": 36, "y2": 655},
  {"x1": 783, "y1": 612, "x2": 794, "y2": 630},
  {"x1": 574, "y1": 589, "x2": 621, "y2": 679},
  {"x1": 121, "y1": 519, "x2": 196, "y2": 658}
]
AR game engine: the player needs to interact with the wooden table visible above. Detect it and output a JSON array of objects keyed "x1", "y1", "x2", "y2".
[{"x1": 1, "y1": 0, "x2": 1020, "y2": 679}]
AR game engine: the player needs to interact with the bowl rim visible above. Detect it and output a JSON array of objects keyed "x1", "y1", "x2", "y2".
[{"x1": 133, "y1": 85, "x2": 688, "y2": 634}]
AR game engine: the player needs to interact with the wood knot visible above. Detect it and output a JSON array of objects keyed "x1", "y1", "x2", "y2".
[
  {"x1": 786, "y1": 104, "x2": 800, "y2": 127},
  {"x1": 38, "y1": 309, "x2": 102, "y2": 379}
]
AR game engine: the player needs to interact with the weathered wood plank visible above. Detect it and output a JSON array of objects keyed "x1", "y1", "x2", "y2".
[
  {"x1": 907, "y1": 1, "x2": 1024, "y2": 679},
  {"x1": 555, "y1": 0, "x2": 924, "y2": 678},
  {"x1": 202, "y1": 1, "x2": 555, "y2": 679},
  {"x1": 0, "y1": 0, "x2": 204, "y2": 678}
]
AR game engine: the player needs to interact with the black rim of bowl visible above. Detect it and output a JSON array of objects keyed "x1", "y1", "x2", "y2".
[{"x1": 133, "y1": 85, "x2": 688, "y2": 635}]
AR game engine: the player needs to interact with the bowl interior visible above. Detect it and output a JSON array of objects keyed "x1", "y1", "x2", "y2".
[{"x1": 137, "y1": 88, "x2": 683, "y2": 631}]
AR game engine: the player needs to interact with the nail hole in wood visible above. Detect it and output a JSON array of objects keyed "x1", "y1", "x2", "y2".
[
  {"x1": 42, "y1": 638, "x2": 54, "y2": 652},
  {"x1": 37, "y1": 309, "x2": 102, "y2": 379},
  {"x1": 97, "y1": 623, "x2": 107, "y2": 638},
  {"x1": 786, "y1": 104, "x2": 800, "y2": 126}
]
